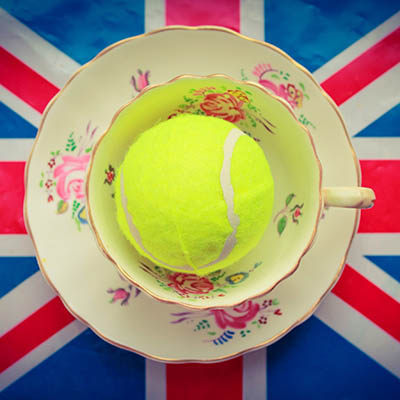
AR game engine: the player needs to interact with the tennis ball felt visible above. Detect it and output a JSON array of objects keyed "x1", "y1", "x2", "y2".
[{"x1": 115, "y1": 114, "x2": 274, "y2": 276}]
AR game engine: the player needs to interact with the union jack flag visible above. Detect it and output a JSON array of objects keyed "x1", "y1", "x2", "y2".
[{"x1": 0, "y1": 1, "x2": 399, "y2": 399}]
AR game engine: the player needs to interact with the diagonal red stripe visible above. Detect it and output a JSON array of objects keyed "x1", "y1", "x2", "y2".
[
  {"x1": 321, "y1": 27, "x2": 400, "y2": 106},
  {"x1": 359, "y1": 160, "x2": 400, "y2": 233},
  {"x1": 166, "y1": 357, "x2": 243, "y2": 400},
  {"x1": 333, "y1": 264, "x2": 400, "y2": 341},
  {"x1": 166, "y1": 0, "x2": 240, "y2": 32},
  {"x1": 0, "y1": 296, "x2": 75, "y2": 373},
  {"x1": 0, "y1": 46, "x2": 59, "y2": 113},
  {"x1": 0, "y1": 161, "x2": 27, "y2": 234}
]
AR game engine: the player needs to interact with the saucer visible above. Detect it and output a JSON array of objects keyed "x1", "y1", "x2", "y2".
[{"x1": 24, "y1": 26, "x2": 360, "y2": 363}]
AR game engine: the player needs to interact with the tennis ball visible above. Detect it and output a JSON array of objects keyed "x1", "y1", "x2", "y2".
[{"x1": 115, "y1": 114, "x2": 274, "y2": 276}]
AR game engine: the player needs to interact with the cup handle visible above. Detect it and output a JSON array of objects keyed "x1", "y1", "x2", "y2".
[{"x1": 323, "y1": 187, "x2": 375, "y2": 209}]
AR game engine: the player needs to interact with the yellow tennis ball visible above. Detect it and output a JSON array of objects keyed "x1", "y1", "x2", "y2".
[{"x1": 115, "y1": 114, "x2": 274, "y2": 276}]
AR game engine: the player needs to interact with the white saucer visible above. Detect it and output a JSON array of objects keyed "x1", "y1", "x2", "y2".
[{"x1": 24, "y1": 26, "x2": 360, "y2": 363}]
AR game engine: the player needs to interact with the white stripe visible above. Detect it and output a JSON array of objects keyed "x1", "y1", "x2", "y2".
[
  {"x1": 240, "y1": 0, "x2": 265, "y2": 41},
  {"x1": 145, "y1": 0, "x2": 165, "y2": 33},
  {"x1": 0, "y1": 320, "x2": 87, "y2": 391},
  {"x1": 313, "y1": 11, "x2": 400, "y2": 82},
  {"x1": 347, "y1": 233, "x2": 400, "y2": 302},
  {"x1": 315, "y1": 293, "x2": 400, "y2": 378},
  {"x1": 0, "y1": 139, "x2": 34, "y2": 161},
  {"x1": 0, "y1": 86, "x2": 41, "y2": 128},
  {"x1": 243, "y1": 348, "x2": 267, "y2": 400},
  {"x1": 352, "y1": 137, "x2": 400, "y2": 159},
  {"x1": 0, "y1": 271, "x2": 55, "y2": 336},
  {"x1": 351, "y1": 233, "x2": 400, "y2": 255},
  {"x1": 347, "y1": 250, "x2": 400, "y2": 303},
  {"x1": 0, "y1": 235, "x2": 35, "y2": 257},
  {"x1": 339, "y1": 65, "x2": 400, "y2": 137},
  {"x1": 145, "y1": 360, "x2": 166, "y2": 400},
  {"x1": 0, "y1": 8, "x2": 80, "y2": 88}
]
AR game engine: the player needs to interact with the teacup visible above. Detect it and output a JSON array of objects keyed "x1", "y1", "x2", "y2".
[{"x1": 86, "y1": 74, "x2": 374, "y2": 310}]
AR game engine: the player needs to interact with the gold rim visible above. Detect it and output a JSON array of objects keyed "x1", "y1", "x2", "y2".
[
  {"x1": 24, "y1": 25, "x2": 360, "y2": 363},
  {"x1": 86, "y1": 72, "x2": 324, "y2": 311}
]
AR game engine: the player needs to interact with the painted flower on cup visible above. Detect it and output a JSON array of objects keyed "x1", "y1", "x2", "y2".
[
  {"x1": 53, "y1": 154, "x2": 90, "y2": 201},
  {"x1": 104, "y1": 164, "x2": 116, "y2": 185},
  {"x1": 227, "y1": 89, "x2": 249, "y2": 103},
  {"x1": 211, "y1": 300, "x2": 260, "y2": 329},
  {"x1": 131, "y1": 69, "x2": 150, "y2": 93},
  {"x1": 168, "y1": 85, "x2": 274, "y2": 135},
  {"x1": 167, "y1": 272, "x2": 214, "y2": 296},
  {"x1": 273, "y1": 193, "x2": 304, "y2": 235},
  {"x1": 200, "y1": 92, "x2": 246, "y2": 123}
]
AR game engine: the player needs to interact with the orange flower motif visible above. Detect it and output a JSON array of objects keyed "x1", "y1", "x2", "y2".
[
  {"x1": 200, "y1": 92, "x2": 245, "y2": 123},
  {"x1": 227, "y1": 89, "x2": 249, "y2": 103}
]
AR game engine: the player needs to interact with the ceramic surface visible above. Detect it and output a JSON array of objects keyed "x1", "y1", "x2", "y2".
[
  {"x1": 25, "y1": 26, "x2": 359, "y2": 362},
  {"x1": 87, "y1": 74, "x2": 322, "y2": 309}
]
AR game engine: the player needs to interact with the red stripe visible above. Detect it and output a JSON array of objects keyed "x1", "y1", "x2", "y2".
[
  {"x1": 165, "y1": 0, "x2": 240, "y2": 32},
  {"x1": 359, "y1": 160, "x2": 400, "y2": 233},
  {"x1": 321, "y1": 28, "x2": 400, "y2": 106},
  {"x1": 166, "y1": 357, "x2": 243, "y2": 400},
  {"x1": 0, "y1": 46, "x2": 59, "y2": 113},
  {"x1": 333, "y1": 265, "x2": 400, "y2": 341},
  {"x1": 0, "y1": 162, "x2": 27, "y2": 234},
  {"x1": 0, "y1": 297, "x2": 74, "y2": 373}
]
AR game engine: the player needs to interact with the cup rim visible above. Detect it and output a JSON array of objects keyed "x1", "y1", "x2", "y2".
[{"x1": 85, "y1": 73, "x2": 323, "y2": 311}]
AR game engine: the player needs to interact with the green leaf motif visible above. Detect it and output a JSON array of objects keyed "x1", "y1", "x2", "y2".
[
  {"x1": 299, "y1": 82, "x2": 305, "y2": 91},
  {"x1": 286, "y1": 193, "x2": 295, "y2": 206},
  {"x1": 277, "y1": 216, "x2": 287, "y2": 235},
  {"x1": 271, "y1": 73, "x2": 280, "y2": 79},
  {"x1": 272, "y1": 298, "x2": 279, "y2": 305},
  {"x1": 39, "y1": 180, "x2": 43, "y2": 188}
]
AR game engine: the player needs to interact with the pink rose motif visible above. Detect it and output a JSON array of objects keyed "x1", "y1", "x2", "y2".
[
  {"x1": 53, "y1": 154, "x2": 90, "y2": 201},
  {"x1": 107, "y1": 288, "x2": 130, "y2": 306},
  {"x1": 200, "y1": 92, "x2": 245, "y2": 123},
  {"x1": 211, "y1": 300, "x2": 260, "y2": 329},
  {"x1": 131, "y1": 69, "x2": 150, "y2": 93},
  {"x1": 168, "y1": 273, "x2": 214, "y2": 296}
]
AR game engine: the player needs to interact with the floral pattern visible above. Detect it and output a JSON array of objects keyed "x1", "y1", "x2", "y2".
[
  {"x1": 167, "y1": 273, "x2": 214, "y2": 296},
  {"x1": 131, "y1": 69, "x2": 150, "y2": 93},
  {"x1": 170, "y1": 297, "x2": 282, "y2": 345},
  {"x1": 211, "y1": 301, "x2": 260, "y2": 329},
  {"x1": 168, "y1": 85, "x2": 275, "y2": 136},
  {"x1": 40, "y1": 122, "x2": 98, "y2": 231},
  {"x1": 140, "y1": 261, "x2": 263, "y2": 301},
  {"x1": 104, "y1": 164, "x2": 116, "y2": 185},
  {"x1": 273, "y1": 193, "x2": 304, "y2": 235},
  {"x1": 200, "y1": 92, "x2": 246, "y2": 123},
  {"x1": 241, "y1": 63, "x2": 316, "y2": 129},
  {"x1": 107, "y1": 274, "x2": 141, "y2": 306},
  {"x1": 41, "y1": 68, "x2": 150, "y2": 231}
]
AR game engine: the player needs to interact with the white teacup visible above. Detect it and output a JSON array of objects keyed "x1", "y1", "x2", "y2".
[{"x1": 86, "y1": 74, "x2": 374, "y2": 310}]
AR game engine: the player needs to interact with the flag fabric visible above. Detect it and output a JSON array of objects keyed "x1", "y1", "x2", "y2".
[{"x1": 1, "y1": 0, "x2": 399, "y2": 399}]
